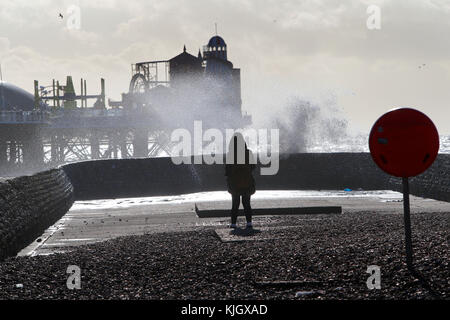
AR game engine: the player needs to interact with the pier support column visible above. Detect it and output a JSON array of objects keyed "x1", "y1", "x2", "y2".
[
  {"x1": 133, "y1": 129, "x2": 148, "y2": 158},
  {"x1": 50, "y1": 135, "x2": 58, "y2": 163},
  {"x1": 0, "y1": 140, "x2": 6, "y2": 168},
  {"x1": 109, "y1": 133, "x2": 118, "y2": 159},
  {"x1": 9, "y1": 141, "x2": 17, "y2": 165},
  {"x1": 120, "y1": 131, "x2": 128, "y2": 158},
  {"x1": 120, "y1": 142, "x2": 128, "y2": 158},
  {"x1": 90, "y1": 131, "x2": 100, "y2": 159},
  {"x1": 58, "y1": 135, "x2": 66, "y2": 163},
  {"x1": 22, "y1": 132, "x2": 44, "y2": 169}
]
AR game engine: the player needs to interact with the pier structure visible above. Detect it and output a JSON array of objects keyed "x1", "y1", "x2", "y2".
[
  {"x1": 0, "y1": 76, "x2": 175, "y2": 174},
  {"x1": 0, "y1": 35, "x2": 251, "y2": 174}
]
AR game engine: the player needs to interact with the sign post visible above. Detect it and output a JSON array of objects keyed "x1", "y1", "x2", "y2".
[
  {"x1": 369, "y1": 108, "x2": 439, "y2": 270},
  {"x1": 402, "y1": 177, "x2": 413, "y2": 270}
]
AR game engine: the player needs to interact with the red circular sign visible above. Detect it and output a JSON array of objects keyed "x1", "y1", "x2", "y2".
[{"x1": 369, "y1": 108, "x2": 439, "y2": 177}]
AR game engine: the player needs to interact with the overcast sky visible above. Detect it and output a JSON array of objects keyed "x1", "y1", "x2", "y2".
[{"x1": 1, "y1": 0, "x2": 449, "y2": 134}]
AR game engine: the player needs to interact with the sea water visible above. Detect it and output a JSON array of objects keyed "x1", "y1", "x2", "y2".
[{"x1": 307, "y1": 135, "x2": 450, "y2": 153}]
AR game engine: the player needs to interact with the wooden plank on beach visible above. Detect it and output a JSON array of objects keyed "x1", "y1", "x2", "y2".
[{"x1": 195, "y1": 204, "x2": 342, "y2": 218}]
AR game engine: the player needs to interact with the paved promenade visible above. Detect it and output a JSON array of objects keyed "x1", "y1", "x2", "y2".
[{"x1": 19, "y1": 190, "x2": 450, "y2": 257}]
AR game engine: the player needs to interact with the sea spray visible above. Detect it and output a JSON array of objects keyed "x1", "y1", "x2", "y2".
[{"x1": 251, "y1": 95, "x2": 348, "y2": 154}]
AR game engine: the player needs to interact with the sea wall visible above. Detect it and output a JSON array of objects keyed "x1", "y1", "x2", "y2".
[
  {"x1": 62, "y1": 153, "x2": 389, "y2": 200},
  {"x1": 63, "y1": 153, "x2": 449, "y2": 202},
  {"x1": 0, "y1": 168, "x2": 74, "y2": 260},
  {"x1": 388, "y1": 154, "x2": 450, "y2": 203}
]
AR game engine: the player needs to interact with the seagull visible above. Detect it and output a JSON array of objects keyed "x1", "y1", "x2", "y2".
[{"x1": 59, "y1": 13, "x2": 64, "y2": 19}]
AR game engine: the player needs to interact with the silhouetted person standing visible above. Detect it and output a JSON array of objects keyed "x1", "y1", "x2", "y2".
[{"x1": 225, "y1": 133, "x2": 256, "y2": 229}]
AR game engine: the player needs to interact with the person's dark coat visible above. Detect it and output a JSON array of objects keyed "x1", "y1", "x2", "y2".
[{"x1": 225, "y1": 134, "x2": 256, "y2": 195}]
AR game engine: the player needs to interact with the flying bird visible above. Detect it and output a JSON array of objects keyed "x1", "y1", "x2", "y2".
[{"x1": 59, "y1": 13, "x2": 64, "y2": 19}]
